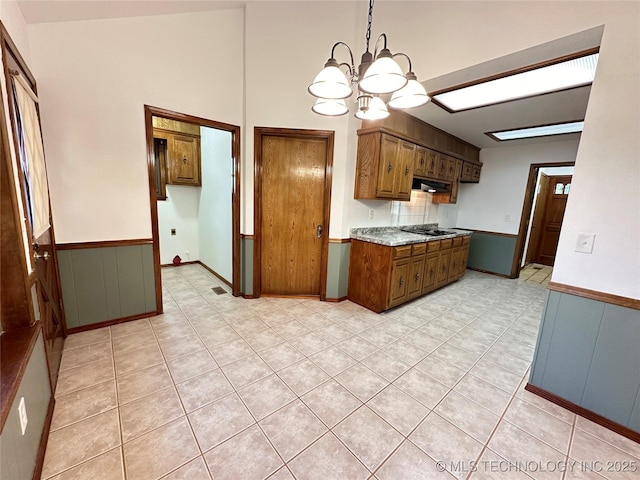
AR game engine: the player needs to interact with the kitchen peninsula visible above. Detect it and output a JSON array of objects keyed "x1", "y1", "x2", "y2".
[{"x1": 348, "y1": 225, "x2": 471, "y2": 313}]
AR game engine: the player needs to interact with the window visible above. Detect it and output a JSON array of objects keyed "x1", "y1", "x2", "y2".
[{"x1": 486, "y1": 120, "x2": 584, "y2": 141}]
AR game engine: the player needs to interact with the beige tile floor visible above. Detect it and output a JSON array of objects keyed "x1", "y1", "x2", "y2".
[
  {"x1": 41, "y1": 264, "x2": 640, "y2": 480},
  {"x1": 519, "y1": 264, "x2": 553, "y2": 285}
]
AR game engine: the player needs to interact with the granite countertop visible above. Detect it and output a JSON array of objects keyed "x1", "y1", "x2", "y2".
[{"x1": 350, "y1": 226, "x2": 472, "y2": 247}]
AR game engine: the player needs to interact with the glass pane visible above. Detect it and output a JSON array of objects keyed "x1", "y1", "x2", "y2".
[
  {"x1": 554, "y1": 183, "x2": 565, "y2": 194},
  {"x1": 564, "y1": 183, "x2": 571, "y2": 194}
]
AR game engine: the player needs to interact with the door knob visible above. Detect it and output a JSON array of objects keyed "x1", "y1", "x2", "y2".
[
  {"x1": 316, "y1": 225, "x2": 323, "y2": 238},
  {"x1": 34, "y1": 251, "x2": 50, "y2": 261}
]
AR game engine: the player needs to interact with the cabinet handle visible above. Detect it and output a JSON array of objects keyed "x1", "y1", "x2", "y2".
[
  {"x1": 415, "y1": 273, "x2": 420, "y2": 282},
  {"x1": 420, "y1": 158, "x2": 425, "y2": 166},
  {"x1": 405, "y1": 166, "x2": 409, "y2": 175},
  {"x1": 183, "y1": 156, "x2": 188, "y2": 164},
  {"x1": 399, "y1": 276, "x2": 404, "y2": 287},
  {"x1": 387, "y1": 162, "x2": 392, "y2": 173},
  {"x1": 429, "y1": 269, "x2": 434, "y2": 278}
]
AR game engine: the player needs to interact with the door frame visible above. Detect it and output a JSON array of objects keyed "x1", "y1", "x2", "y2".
[
  {"x1": 144, "y1": 105, "x2": 241, "y2": 312},
  {"x1": 253, "y1": 127, "x2": 334, "y2": 300},
  {"x1": 511, "y1": 161, "x2": 575, "y2": 277}
]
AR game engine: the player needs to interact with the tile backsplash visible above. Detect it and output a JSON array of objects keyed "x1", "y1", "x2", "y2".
[{"x1": 390, "y1": 190, "x2": 435, "y2": 226}]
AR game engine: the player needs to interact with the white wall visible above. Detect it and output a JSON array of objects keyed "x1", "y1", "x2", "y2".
[
  {"x1": 157, "y1": 185, "x2": 200, "y2": 265},
  {"x1": 456, "y1": 140, "x2": 580, "y2": 234},
  {"x1": 24, "y1": 1, "x2": 640, "y2": 299},
  {"x1": 0, "y1": 0, "x2": 30, "y2": 61},
  {"x1": 199, "y1": 127, "x2": 233, "y2": 282},
  {"x1": 26, "y1": 9, "x2": 244, "y2": 243}
]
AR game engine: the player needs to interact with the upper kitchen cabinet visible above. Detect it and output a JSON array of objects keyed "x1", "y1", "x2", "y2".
[
  {"x1": 355, "y1": 111, "x2": 481, "y2": 202},
  {"x1": 355, "y1": 131, "x2": 414, "y2": 200},
  {"x1": 152, "y1": 117, "x2": 202, "y2": 187}
]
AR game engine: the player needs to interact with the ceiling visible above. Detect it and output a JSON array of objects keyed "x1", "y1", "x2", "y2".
[{"x1": 17, "y1": 1, "x2": 600, "y2": 150}]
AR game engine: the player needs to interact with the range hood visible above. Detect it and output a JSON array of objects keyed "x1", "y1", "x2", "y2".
[{"x1": 411, "y1": 178, "x2": 451, "y2": 193}]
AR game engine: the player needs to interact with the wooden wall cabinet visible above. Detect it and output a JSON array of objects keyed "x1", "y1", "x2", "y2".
[
  {"x1": 433, "y1": 159, "x2": 463, "y2": 205},
  {"x1": 413, "y1": 145, "x2": 428, "y2": 177},
  {"x1": 153, "y1": 127, "x2": 201, "y2": 188},
  {"x1": 348, "y1": 236, "x2": 470, "y2": 313},
  {"x1": 460, "y1": 160, "x2": 482, "y2": 183},
  {"x1": 355, "y1": 132, "x2": 414, "y2": 200}
]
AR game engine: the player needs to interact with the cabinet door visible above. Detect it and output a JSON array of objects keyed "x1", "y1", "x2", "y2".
[
  {"x1": 437, "y1": 153, "x2": 448, "y2": 180},
  {"x1": 436, "y1": 250, "x2": 451, "y2": 287},
  {"x1": 472, "y1": 164, "x2": 482, "y2": 183},
  {"x1": 448, "y1": 248, "x2": 463, "y2": 282},
  {"x1": 168, "y1": 134, "x2": 200, "y2": 185},
  {"x1": 458, "y1": 243, "x2": 470, "y2": 278},
  {"x1": 396, "y1": 141, "x2": 415, "y2": 199},
  {"x1": 408, "y1": 255, "x2": 425, "y2": 299},
  {"x1": 445, "y1": 158, "x2": 456, "y2": 182},
  {"x1": 389, "y1": 258, "x2": 410, "y2": 307},
  {"x1": 422, "y1": 253, "x2": 439, "y2": 294},
  {"x1": 376, "y1": 134, "x2": 401, "y2": 198},
  {"x1": 449, "y1": 159, "x2": 463, "y2": 204},
  {"x1": 461, "y1": 161, "x2": 473, "y2": 182},
  {"x1": 426, "y1": 150, "x2": 438, "y2": 178},
  {"x1": 414, "y1": 145, "x2": 428, "y2": 177}
]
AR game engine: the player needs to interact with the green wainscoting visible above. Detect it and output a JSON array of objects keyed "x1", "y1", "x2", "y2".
[
  {"x1": 241, "y1": 236, "x2": 254, "y2": 296},
  {"x1": 466, "y1": 231, "x2": 516, "y2": 276},
  {"x1": 57, "y1": 243, "x2": 156, "y2": 329},
  {"x1": 530, "y1": 290, "x2": 640, "y2": 433},
  {"x1": 326, "y1": 241, "x2": 351, "y2": 300},
  {"x1": 0, "y1": 332, "x2": 51, "y2": 480}
]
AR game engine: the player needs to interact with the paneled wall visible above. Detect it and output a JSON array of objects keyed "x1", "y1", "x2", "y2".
[
  {"x1": 326, "y1": 242, "x2": 351, "y2": 300},
  {"x1": 466, "y1": 231, "x2": 517, "y2": 277},
  {"x1": 0, "y1": 333, "x2": 51, "y2": 480},
  {"x1": 57, "y1": 243, "x2": 156, "y2": 329},
  {"x1": 530, "y1": 290, "x2": 640, "y2": 432}
]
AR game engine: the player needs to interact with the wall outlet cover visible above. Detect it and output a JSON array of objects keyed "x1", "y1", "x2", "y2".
[
  {"x1": 575, "y1": 233, "x2": 596, "y2": 254},
  {"x1": 18, "y1": 397, "x2": 28, "y2": 435}
]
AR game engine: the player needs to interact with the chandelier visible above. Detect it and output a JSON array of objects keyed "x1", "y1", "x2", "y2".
[{"x1": 308, "y1": 0, "x2": 429, "y2": 119}]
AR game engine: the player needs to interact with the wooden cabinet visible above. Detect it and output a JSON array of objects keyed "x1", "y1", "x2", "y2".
[
  {"x1": 153, "y1": 127, "x2": 201, "y2": 187},
  {"x1": 355, "y1": 132, "x2": 414, "y2": 200},
  {"x1": 433, "y1": 159, "x2": 463, "y2": 205},
  {"x1": 426, "y1": 149, "x2": 438, "y2": 178},
  {"x1": 167, "y1": 133, "x2": 201, "y2": 186},
  {"x1": 348, "y1": 236, "x2": 470, "y2": 313},
  {"x1": 460, "y1": 160, "x2": 482, "y2": 183},
  {"x1": 414, "y1": 145, "x2": 428, "y2": 177}
]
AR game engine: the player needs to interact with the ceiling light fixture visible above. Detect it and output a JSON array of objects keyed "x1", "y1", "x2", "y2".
[
  {"x1": 486, "y1": 120, "x2": 584, "y2": 141},
  {"x1": 308, "y1": 0, "x2": 429, "y2": 118},
  {"x1": 431, "y1": 51, "x2": 599, "y2": 112}
]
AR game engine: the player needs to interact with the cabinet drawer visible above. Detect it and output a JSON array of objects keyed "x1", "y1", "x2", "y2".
[
  {"x1": 426, "y1": 241, "x2": 441, "y2": 252},
  {"x1": 462, "y1": 236, "x2": 470, "y2": 245},
  {"x1": 412, "y1": 243, "x2": 427, "y2": 255},
  {"x1": 393, "y1": 245, "x2": 412, "y2": 259},
  {"x1": 440, "y1": 239, "x2": 453, "y2": 250},
  {"x1": 452, "y1": 237, "x2": 463, "y2": 247}
]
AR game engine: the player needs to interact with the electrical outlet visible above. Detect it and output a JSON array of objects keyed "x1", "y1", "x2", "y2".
[
  {"x1": 18, "y1": 397, "x2": 28, "y2": 435},
  {"x1": 504, "y1": 214, "x2": 511, "y2": 222},
  {"x1": 171, "y1": 228, "x2": 176, "y2": 236}
]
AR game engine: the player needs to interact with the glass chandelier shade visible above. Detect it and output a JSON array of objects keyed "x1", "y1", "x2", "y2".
[
  {"x1": 355, "y1": 95, "x2": 389, "y2": 120},
  {"x1": 388, "y1": 72, "x2": 430, "y2": 109},
  {"x1": 308, "y1": 58, "x2": 353, "y2": 100},
  {"x1": 358, "y1": 48, "x2": 407, "y2": 95},
  {"x1": 312, "y1": 98, "x2": 349, "y2": 116}
]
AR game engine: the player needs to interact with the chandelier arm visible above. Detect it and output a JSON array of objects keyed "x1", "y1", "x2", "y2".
[
  {"x1": 372, "y1": 33, "x2": 388, "y2": 59},
  {"x1": 330, "y1": 41, "x2": 356, "y2": 76},
  {"x1": 338, "y1": 62, "x2": 354, "y2": 78},
  {"x1": 392, "y1": 52, "x2": 412, "y2": 73}
]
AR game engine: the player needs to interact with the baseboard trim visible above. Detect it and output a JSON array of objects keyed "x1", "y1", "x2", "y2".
[
  {"x1": 241, "y1": 293, "x2": 256, "y2": 299},
  {"x1": 325, "y1": 296, "x2": 348, "y2": 302},
  {"x1": 66, "y1": 311, "x2": 157, "y2": 334},
  {"x1": 524, "y1": 383, "x2": 640, "y2": 444},
  {"x1": 547, "y1": 281, "x2": 639, "y2": 310},
  {"x1": 160, "y1": 260, "x2": 199, "y2": 267},
  {"x1": 197, "y1": 261, "x2": 232, "y2": 288},
  {"x1": 33, "y1": 395, "x2": 55, "y2": 480},
  {"x1": 466, "y1": 266, "x2": 510, "y2": 278}
]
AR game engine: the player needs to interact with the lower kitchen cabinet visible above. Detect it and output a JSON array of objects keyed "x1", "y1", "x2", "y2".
[{"x1": 348, "y1": 236, "x2": 470, "y2": 313}]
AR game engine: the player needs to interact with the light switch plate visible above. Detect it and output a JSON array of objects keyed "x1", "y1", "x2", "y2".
[{"x1": 575, "y1": 233, "x2": 595, "y2": 254}]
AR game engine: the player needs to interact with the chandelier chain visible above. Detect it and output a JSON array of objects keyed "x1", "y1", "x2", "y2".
[{"x1": 365, "y1": 0, "x2": 374, "y2": 52}]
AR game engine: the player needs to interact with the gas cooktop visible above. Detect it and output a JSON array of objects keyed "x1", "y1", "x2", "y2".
[{"x1": 399, "y1": 226, "x2": 457, "y2": 237}]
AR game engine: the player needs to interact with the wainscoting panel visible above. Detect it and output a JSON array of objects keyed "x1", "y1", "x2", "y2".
[
  {"x1": 241, "y1": 236, "x2": 254, "y2": 296},
  {"x1": 0, "y1": 333, "x2": 51, "y2": 480},
  {"x1": 57, "y1": 243, "x2": 156, "y2": 329},
  {"x1": 326, "y1": 241, "x2": 351, "y2": 300},
  {"x1": 465, "y1": 231, "x2": 516, "y2": 276},
  {"x1": 529, "y1": 289, "x2": 640, "y2": 434}
]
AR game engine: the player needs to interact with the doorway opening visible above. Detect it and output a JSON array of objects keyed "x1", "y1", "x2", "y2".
[
  {"x1": 512, "y1": 162, "x2": 574, "y2": 278},
  {"x1": 144, "y1": 106, "x2": 241, "y2": 312},
  {"x1": 253, "y1": 127, "x2": 334, "y2": 299}
]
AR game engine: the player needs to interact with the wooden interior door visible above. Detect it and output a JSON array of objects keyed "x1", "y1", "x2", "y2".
[
  {"x1": 525, "y1": 172, "x2": 550, "y2": 264},
  {"x1": 256, "y1": 128, "x2": 333, "y2": 297},
  {"x1": 535, "y1": 175, "x2": 572, "y2": 266}
]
